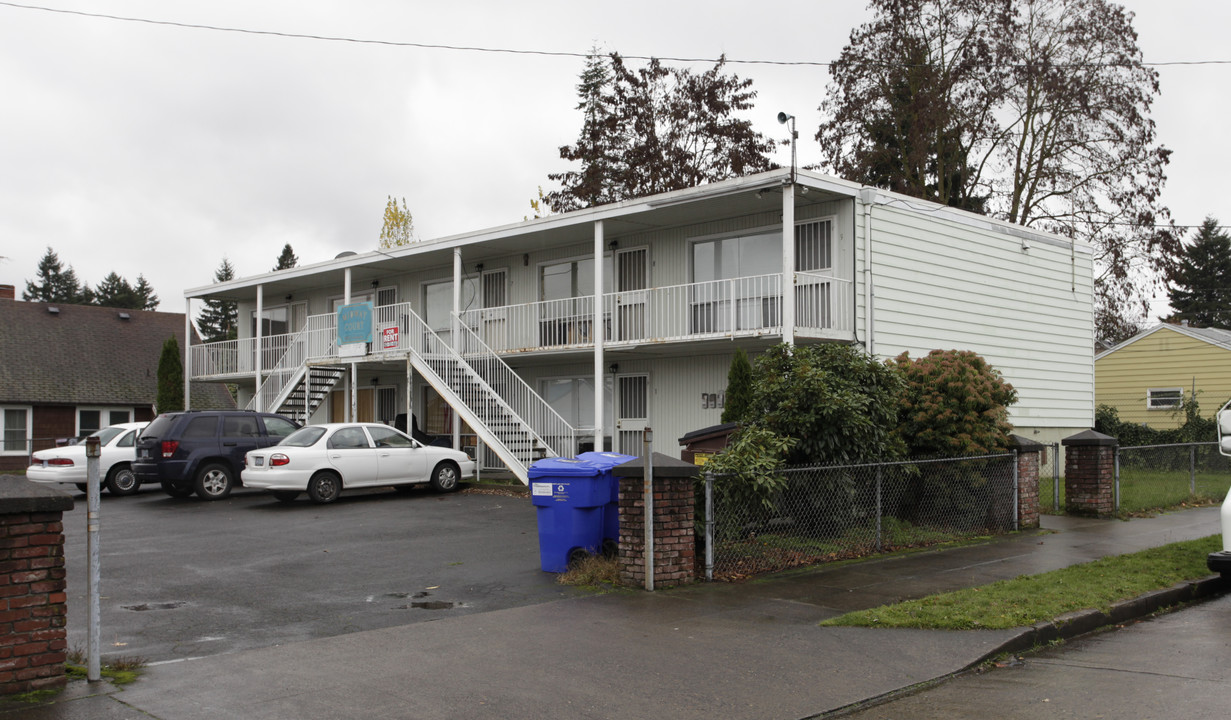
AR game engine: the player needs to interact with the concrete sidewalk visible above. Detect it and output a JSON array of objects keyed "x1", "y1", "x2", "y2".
[{"x1": 2, "y1": 507, "x2": 1222, "y2": 720}]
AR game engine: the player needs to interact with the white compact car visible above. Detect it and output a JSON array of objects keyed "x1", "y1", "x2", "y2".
[
  {"x1": 242, "y1": 423, "x2": 476, "y2": 504},
  {"x1": 27, "y1": 422, "x2": 150, "y2": 496}
]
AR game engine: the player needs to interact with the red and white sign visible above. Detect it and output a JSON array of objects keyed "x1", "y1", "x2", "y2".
[{"x1": 381, "y1": 326, "x2": 399, "y2": 350}]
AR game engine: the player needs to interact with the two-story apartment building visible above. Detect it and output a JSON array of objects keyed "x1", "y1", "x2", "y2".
[{"x1": 182, "y1": 169, "x2": 1095, "y2": 483}]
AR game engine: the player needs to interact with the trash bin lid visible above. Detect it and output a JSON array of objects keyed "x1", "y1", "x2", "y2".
[
  {"x1": 575, "y1": 451, "x2": 638, "y2": 472},
  {"x1": 527, "y1": 456, "x2": 601, "y2": 479}
]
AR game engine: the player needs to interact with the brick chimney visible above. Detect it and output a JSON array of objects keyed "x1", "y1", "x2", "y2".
[{"x1": 0, "y1": 284, "x2": 14, "y2": 301}]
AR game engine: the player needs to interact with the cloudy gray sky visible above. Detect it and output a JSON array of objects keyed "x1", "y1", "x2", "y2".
[{"x1": 1, "y1": 0, "x2": 1227, "y2": 322}]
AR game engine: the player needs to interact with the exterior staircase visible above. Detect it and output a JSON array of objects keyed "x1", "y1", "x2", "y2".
[
  {"x1": 248, "y1": 302, "x2": 574, "y2": 484},
  {"x1": 274, "y1": 366, "x2": 346, "y2": 424}
]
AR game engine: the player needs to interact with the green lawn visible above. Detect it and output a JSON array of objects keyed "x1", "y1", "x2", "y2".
[
  {"x1": 1040, "y1": 470, "x2": 1229, "y2": 516},
  {"x1": 820, "y1": 535, "x2": 1222, "y2": 630}
]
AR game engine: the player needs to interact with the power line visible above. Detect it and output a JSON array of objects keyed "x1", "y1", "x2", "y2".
[{"x1": 3, "y1": 1, "x2": 1231, "y2": 69}]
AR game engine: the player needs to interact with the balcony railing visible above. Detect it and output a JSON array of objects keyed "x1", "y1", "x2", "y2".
[{"x1": 189, "y1": 273, "x2": 854, "y2": 379}]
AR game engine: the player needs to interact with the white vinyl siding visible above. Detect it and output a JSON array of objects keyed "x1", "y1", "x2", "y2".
[{"x1": 862, "y1": 202, "x2": 1095, "y2": 429}]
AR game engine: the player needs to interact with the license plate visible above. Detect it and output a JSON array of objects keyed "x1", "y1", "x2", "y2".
[
  {"x1": 254, "y1": 457, "x2": 264, "y2": 467},
  {"x1": 139, "y1": 449, "x2": 148, "y2": 458}
]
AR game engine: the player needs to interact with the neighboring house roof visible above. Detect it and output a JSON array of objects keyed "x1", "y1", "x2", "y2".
[
  {"x1": 1095, "y1": 322, "x2": 1231, "y2": 361},
  {"x1": 0, "y1": 299, "x2": 234, "y2": 409}
]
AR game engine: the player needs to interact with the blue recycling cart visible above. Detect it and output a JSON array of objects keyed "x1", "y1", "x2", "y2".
[
  {"x1": 527, "y1": 457, "x2": 611, "y2": 573},
  {"x1": 576, "y1": 451, "x2": 637, "y2": 557}
]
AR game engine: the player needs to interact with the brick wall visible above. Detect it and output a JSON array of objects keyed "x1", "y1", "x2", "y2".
[
  {"x1": 1017, "y1": 450, "x2": 1040, "y2": 529},
  {"x1": 618, "y1": 474, "x2": 696, "y2": 588},
  {"x1": 1062, "y1": 431, "x2": 1117, "y2": 518},
  {"x1": 0, "y1": 481, "x2": 72, "y2": 696}
]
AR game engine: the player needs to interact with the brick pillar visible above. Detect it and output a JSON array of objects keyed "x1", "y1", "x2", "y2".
[
  {"x1": 0, "y1": 477, "x2": 74, "y2": 696},
  {"x1": 1061, "y1": 430, "x2": 1118, "y2": 518},
  {"x1": 614, "y1": 453, "x2": 699, "y2": 588},
  {"x1": 1009, "y1": 435, "x2": 1043, "y2": 529}
]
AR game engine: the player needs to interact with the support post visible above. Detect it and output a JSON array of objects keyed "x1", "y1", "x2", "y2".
[
  {"x1": 254, "y1": 284, "x2": 264, "y2": 410},
  {"x1": 85, "y1": 436, "x2": 101, "y2": 683},
  {"x1": 594, "y1": 220, "x2": 605, "y2": 452},
  {"x1": 183, "y1": 299, "x2": 192, "y2": 411},
  {"x1": 781, "y1": 182, "x2": 795, "y2": 346}
]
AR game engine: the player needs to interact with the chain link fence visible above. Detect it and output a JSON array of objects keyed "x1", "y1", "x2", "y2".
[
  {"x1": 701, "y1": 453, "x2": 1018, "y2": 581},
  {"x1": 1115, "y1": 442, "x2": 1231, "y2": 514}
]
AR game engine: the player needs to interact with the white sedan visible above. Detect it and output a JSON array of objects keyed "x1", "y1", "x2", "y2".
[
  {"x1": 242, "y1": 423, "x2": 476, "y2": 504},
  {"x1": 27, "y1": 422, "x2": 150, "y2": 496}
]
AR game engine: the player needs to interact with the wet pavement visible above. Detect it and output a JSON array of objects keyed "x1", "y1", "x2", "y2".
[{"x1": 0, "y1": 506, "x2": 1222, "y2": 720}]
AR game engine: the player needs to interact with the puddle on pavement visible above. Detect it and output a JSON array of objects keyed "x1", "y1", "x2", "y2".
[{"x1": 122, "y1": 601, "x2": 186, "y2": 612}]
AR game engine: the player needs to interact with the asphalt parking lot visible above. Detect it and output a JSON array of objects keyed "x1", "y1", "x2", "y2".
[{"x1": 59, "y1": 483, "x2": 579, "y2": 665}]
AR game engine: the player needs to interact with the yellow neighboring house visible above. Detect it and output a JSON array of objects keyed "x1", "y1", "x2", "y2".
[{"x1": 1095, "y1": 323, "x2": 1231, "y2": 430}]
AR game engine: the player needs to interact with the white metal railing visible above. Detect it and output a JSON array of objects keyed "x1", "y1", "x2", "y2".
[
  {"x1": 193, "y1": 274, "x2": 856, "y2": 383},
  {"x1": 245, "y1": 327, "x2": 313, "y2": 414},
  {"x1": 449, "y1": 317, "x2": 576, "y2": 462},
  {"x1": 456, "y1": 272, "x2": 855, "y2": 352},
  {"x1": 794, "y1": 273, "x2": 853, "y2": 336},
  {"x1": 190, "y1": 332, "x2": 296, "y2": 378}
]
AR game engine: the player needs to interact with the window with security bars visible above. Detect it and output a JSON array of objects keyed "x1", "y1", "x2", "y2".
[{"x1": 795, "y1": 220, "x2": 832, "y2": 271}]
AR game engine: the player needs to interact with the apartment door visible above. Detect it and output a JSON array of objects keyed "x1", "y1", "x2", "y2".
[
  {"x1": 614, "y1": 374, "x2": 649, "y2": 456},
  {"x1": 613, "y1": 247, "x2": 648, "y2": 342},
  {"x1": 330, "y1": 388, "x2": 375, "y2": 423},
  {"x1": 479, "y1": 269, "x2": 508, "y2": 351}
]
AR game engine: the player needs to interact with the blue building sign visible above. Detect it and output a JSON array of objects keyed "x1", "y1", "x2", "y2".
[{"x1": 336, "y1": 302, "x2": 374, "y2": 345}]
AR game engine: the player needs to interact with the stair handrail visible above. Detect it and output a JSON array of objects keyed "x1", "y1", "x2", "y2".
[
  {"x1": 244, "y1": 326, "x2": 311, "y2": 413},
  {"x1": 448, "y1": 314, "x2": 576, "y2": 459},
  {"x1": 388, "y1": 305, "x2": 575, "y2": 462}
]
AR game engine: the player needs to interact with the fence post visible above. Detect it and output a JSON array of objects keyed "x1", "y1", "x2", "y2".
[
  {"x1": 1190, "y1": 444, "x2": 1196, "y2": 496},
  {"x1": 705, "y1": 472, "x2": 714, "y2": 581},
  {"x1": 1012, "y1": 450, "x2": 1019, "y2": 530},
  {"x1": 875, "y1": 465, "x2": 883, "y2": 553},
  {"x1": 1052, "y1": 442, "x2": 1060, "y2": 512},
  {"x1": 1114, "y1": 446, "x2": 1120, "y2": 513},
  {"x1": 1062, "y1": 430, "x2": 1117, "y2": 518}
]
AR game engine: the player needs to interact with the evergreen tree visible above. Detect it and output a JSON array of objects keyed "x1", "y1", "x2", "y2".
[
  {"x1": 156, "y1": 336, "x2": 185, "y2": 413},
  {"x1": 132, "y1": 274, "x2": 159, "y2": 310},
  {"x1": 272, "y1": 243, "x2": 299, "y2": 271},
  {"x1": 546, "y1": 48, "x2": 623, "y2": 212},
  {"x1": 1167, "y1": 217, "x2": 1231, "y2": 328},
  {"x1": 196, "y1": 259, "x2": 238, "y2": 344},
  {"x1": 547, "y1": 53, "x2": 777, "y2": 212},
  {"x1": 379, "y1": 196, "x2": 415, "y2": 248},
  {"x1": 92, "y1": 271, "x2": 136, "y2": 308},
  {"x1": 22, "y1": 247, "x2": 89, "y2": 304},
  {"x1": 721, "y1": 348, "x2": 754, "y2": 423}
]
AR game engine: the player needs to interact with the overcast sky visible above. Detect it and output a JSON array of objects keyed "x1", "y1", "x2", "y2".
[{"x1": 1, "y1": 0, "x2": 1227, "y2": 323}]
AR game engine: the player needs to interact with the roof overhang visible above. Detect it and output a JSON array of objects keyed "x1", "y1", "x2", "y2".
[{"x1": 185, "y1": 169, "x2": 856, "y2": 303}]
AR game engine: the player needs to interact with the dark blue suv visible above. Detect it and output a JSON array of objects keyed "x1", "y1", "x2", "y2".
[{"x1": 133, "y1": 410, "x2": 299, "y2": 500}]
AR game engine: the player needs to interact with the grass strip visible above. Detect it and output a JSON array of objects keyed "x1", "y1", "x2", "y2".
[{"x1": 820, "y1": 535, "x2": 1222, "y2": 630}]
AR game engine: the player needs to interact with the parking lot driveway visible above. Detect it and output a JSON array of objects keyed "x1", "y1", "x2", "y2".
[{"x1": 61, "y1": 486, "x2": 577, "y2": 664}]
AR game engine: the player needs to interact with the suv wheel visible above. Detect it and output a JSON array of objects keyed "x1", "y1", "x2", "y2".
[
  {"x1": 195, "y1": 463, "x2": 234, "y2": 501},
  {"x1": 105, "y1": 464, "x2": 140, "y2": 497}
]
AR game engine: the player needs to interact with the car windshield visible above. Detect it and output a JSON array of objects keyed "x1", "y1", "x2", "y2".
[
  {"x1": 91, "y1": 426, "x2": 127, "y2": 445},
  {"x1": 279, "y1": 427, "x2": 327, "y2": 448}
]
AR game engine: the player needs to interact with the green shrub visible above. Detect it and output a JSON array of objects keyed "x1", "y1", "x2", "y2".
[
  {"x1": 893, "y1": 349, "x2": 1017, "y2": 457},
  {"x1": 747, "y1": 343, "x2": 905, "y2": 465},
  {"x1": 721, "y1": 348, "x2": 754, "y2": 423}
]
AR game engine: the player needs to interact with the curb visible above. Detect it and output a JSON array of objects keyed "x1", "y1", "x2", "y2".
[
  {"x1": 978, "y1": 573, "x2": 1229, "y2": 661},
  {"x1": 818, "y1": 575, "x2": 1229, "y2": 719}
]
